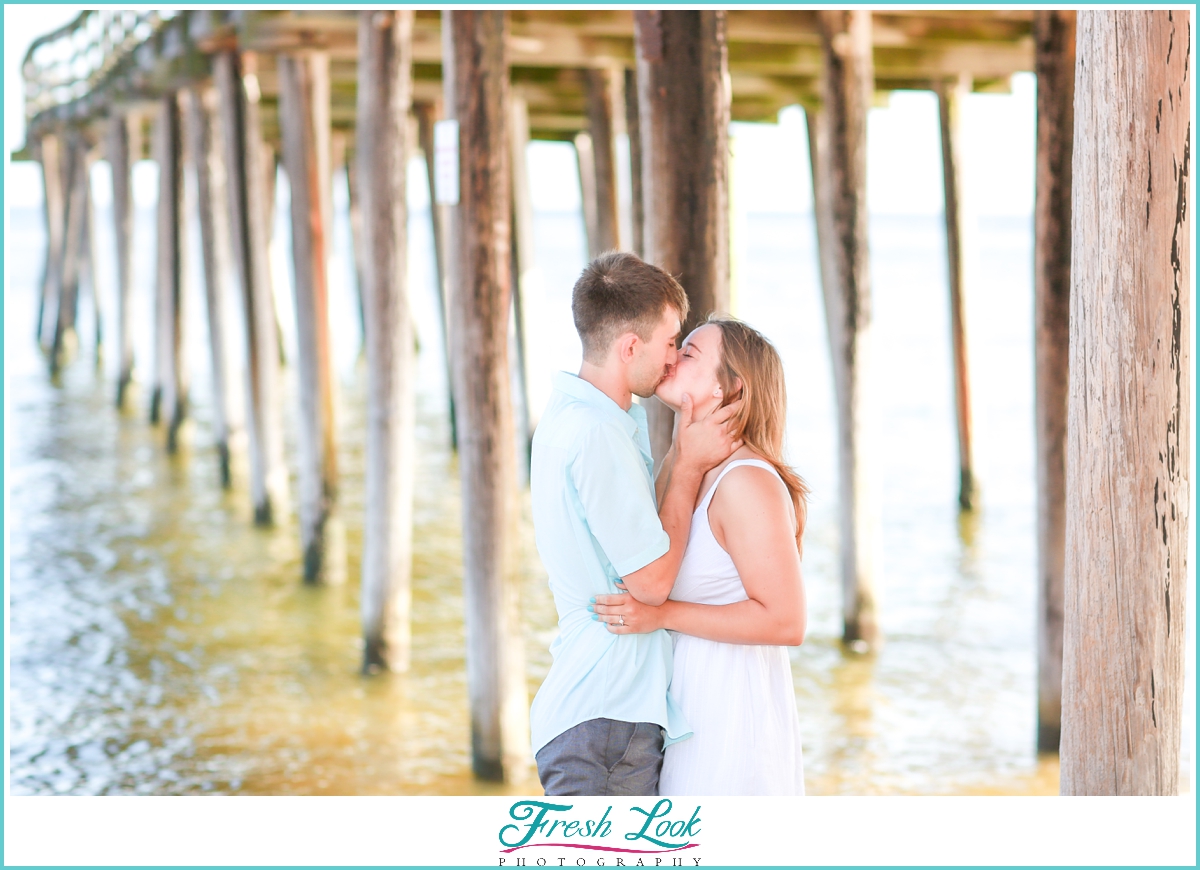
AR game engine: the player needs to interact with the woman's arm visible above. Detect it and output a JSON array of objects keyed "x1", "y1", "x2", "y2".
[{"x1": 593, "y1": 465, "x2": 806, "y2": 646}]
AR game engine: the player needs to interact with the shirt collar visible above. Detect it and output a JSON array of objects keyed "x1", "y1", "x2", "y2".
[{"x1": 553, "y1": 371, "x2": 641, "y2": 438}]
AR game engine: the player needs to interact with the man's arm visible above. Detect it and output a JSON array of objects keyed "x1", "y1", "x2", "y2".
[{"x1": 619, "y1": 395, "x2": 742, "y2": 606}]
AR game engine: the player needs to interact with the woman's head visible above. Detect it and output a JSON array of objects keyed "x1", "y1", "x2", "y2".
[{"x1": 656, "y1": 315, "x2": 810, "y2": 551}]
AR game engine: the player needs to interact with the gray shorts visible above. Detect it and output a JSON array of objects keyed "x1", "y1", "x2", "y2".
[{"x1": 536, "y1": 718, "x2": 664, "y2": 796}]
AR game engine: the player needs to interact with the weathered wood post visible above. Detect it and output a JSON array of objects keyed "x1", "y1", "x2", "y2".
[
  {"x1": 443, "y1": 8, "x2": 530, "y2": 781},
  {"x1": 357, "y1": 10, "x2": 416, "y2": 671},
  {"x1": 934, "y1": 73, "x2": 977, "y2": 511},
  {"x1": 279, "y1": 51, "x2": 343, "y2": 584},
  {"x1": 510, "y1": 92, "x2": 537, "y2": 464},
  {"x1": 416, "y1": 100, "x2": 458, "y2": 449},
  {"x1": 156, "y1": 93, "x2": 188, "y2": 451},
  {"x1": 345, "y1": 144, "x2": 369, "y2": 350},
  {"x1": 585, "y1": 67, "x2": 622, "y2": 255},
  {"x1": 82, "y1": 155, "x2": 102, "y2": 365},
  {"x1": 262, "y1": 143, "x2": 289, "y2": 369},
  {"x1": 624, "y1": 67, "x2": 644, "y2": 258},
  {"x1": 1032, "y1": 9, "x2": 1076, "y2": 754},
  {"x1": 574, "y1": 131, "x2": 601, "y2": 258},
  {"x1": 108, "y1": 115, "x2": 136, "y2": 408},
  {"x1": 815, "y1": 9, "x2": 880, "y2": 650},
  {"x1": 1060, "y1": 9, "x2": 1190, "y2": 795},
  {"x1": 215, "y1": 50, "x2": 290, "y2": 524},
  {"x1": 331, "y1": 131, "x2": 365, "y2": 346},
  {"x1": 185, "y1": 85, "x2": 242, "y2": 487},
  {"x1": 634, "y1": 10, "x2": 731, "y2": 467},
  {"x1": 37, "y1": 133, "x2": 66, "y2": 352},
  {"x1": 50, "y1": 134, "x2": 88, "y2": 376}
]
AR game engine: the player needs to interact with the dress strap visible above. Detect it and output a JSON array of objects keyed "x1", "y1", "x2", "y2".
[{"x1": 698, "y1": 458, "x2": 783, "y2": 512}]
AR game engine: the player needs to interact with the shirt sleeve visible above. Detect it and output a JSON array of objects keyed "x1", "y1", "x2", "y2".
[{"x1": 570, "y1": 422, "x2": 670, "y2": 578}]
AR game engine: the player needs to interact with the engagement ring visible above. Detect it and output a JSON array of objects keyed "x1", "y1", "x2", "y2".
[{"x1": 618, "y1": 615, "x2": 625, "y2": 626}]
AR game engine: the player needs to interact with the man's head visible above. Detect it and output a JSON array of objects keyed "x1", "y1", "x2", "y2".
[{"x1": 571, "y1": 252, "x2": 690, "y2": 397}]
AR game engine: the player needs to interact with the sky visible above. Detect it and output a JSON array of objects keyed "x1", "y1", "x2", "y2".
[{"x1": 5, "y1": 6, "x2": 1036, "y2": 217}]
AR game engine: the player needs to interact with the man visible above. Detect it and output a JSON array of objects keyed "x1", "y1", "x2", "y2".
[{"x1": 529, "y1": 251, "x2": 742, "y2": 796}]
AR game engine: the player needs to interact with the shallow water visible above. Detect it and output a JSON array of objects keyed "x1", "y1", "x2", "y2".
[{"x1": 6, "y1": 187, "x2": 1191, "y2": 795}]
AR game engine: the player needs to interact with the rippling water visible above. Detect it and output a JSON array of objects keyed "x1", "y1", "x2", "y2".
[{"x1": 7, "y1": 171, "x2": 1191, "y2": 795}]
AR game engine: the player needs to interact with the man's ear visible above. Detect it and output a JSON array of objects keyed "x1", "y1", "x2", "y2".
[{"x1": 615, "y1": 331, "x2": 639, "y2": 363}]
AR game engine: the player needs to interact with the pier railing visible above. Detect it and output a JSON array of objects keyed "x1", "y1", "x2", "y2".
[{"x1": 22, "y1": 11, "x2": 170, "y2": 127}]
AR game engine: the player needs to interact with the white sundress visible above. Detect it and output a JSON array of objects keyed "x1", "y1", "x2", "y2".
[{"x1": 658, "y1": 459, "x2": 806, "y2": 796}]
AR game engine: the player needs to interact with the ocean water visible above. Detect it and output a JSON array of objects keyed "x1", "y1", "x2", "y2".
[{"x1": 5, "y1": 160, "x2": 1191, "y2": 795}]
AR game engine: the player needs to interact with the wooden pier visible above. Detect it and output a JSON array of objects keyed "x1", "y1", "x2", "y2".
[{"x1": 17, "y1": 9, "x2": 1189, "y2": 790}]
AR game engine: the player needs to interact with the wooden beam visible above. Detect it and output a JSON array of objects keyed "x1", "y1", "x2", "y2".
[
  {"x1": 279, "y1": 51, "x2": 342, "y2": 585},
  {"x1": 816, "y1": 9, "x2": 880, "y2": 650},
  {"x1": 510, "y1": 92, "x2": 536, "y2": 470},
  {"x1": 584, "y1": 67, "x2": 621, "y2": 253},
  {"x1": 415, "y1": 100, "x2": 457, "y2": 450},
  {"x1": 1032, "y1": 8, "x2": 1075, "y2": 755},
  {"x1": 156, "y1": 92, "x2": 188, "y2": 452},
  {"x1": 36, "y1": 134, "x2": 66, "y2": 354},
  {"x1": 935, "y1": 74, "x2": 977, "y2": 511},
  {"x1": 82, "y1": 158, "x2": 102, "y2": 366},
  {"x1": 1060, "y1": 9, "x2": 1190, "y2": 796},
  {"x1": 443, "y1": 8, "x2": 530, "y2": 783},
  {"x1": 215, "y1": 50, "x2": 290, "y2": 525},
  {"x1": 634, "y1": 10, "x2": 732, "y2": 469},
  {"x1": 623, "y1": 67, "x2": 643, "y2": 257},
  {"x1": 573, "y1": 130, "x2": 601, "y2": 258},
  {"x1": 357, "y1": 10, "x2": 417, "y2": 672},
  {"x1": 51, "y1": 134, "x2": 88, "y2": 377},
  {"x1": 185, "y1": 85, "x2": 242, "y2": 487},
  {"x1": 344, "y1": 143, "x2": 368, "y2": 349},
  {"x1": 107, "y1": 114, "x2": 136, "y2": 408}
]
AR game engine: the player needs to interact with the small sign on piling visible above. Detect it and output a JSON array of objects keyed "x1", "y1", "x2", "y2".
[{"x1": 434, "y1": 119, "x2": 459, "y2": 205}]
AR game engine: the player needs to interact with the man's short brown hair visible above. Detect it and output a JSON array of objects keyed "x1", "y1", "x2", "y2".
[{"x1": 571, "y1": 251, "x2": 690, "y2": 363}]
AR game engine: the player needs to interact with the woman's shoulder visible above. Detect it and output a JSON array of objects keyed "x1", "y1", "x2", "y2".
[
  {"x1": 713, "y1": 450, "x2": 788, "y2": 499},
  {"x1": 707, "y1": 451, "x2": 796, "y2": 538}
]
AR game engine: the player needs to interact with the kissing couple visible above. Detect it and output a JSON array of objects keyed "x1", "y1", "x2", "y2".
[{"x1": 529, "y1": 251, "x2": 808, "y2": 796}]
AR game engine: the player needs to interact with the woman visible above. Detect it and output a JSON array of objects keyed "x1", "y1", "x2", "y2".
[{"x1": 591, "y1": 316, "x2": 809, "y2": 795}]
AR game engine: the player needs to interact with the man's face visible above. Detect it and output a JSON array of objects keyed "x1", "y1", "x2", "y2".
[{"x1": 628, "y1": 307, "x2": 682, "y2": 399}]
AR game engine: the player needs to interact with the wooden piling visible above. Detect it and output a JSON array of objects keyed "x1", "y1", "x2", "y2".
[
  {"x1": 416, "y1": 100, "x2": 458, "y2": 449},
  {"x1": 108, "y1": 118, "x2": 134, "y2": 382},
  {"x1": 635, "y1": 10, "x2": 731, "y2": 320},
  {"x1": 510, "y1": 93, "x2": 537, "y2": 458},
  {"x1": 81, "y1": 158, "x2": 102, "y2": 365},
  {"x1": 584, "y1": 67, "x2": 621, "y2": 254},
  {"x1": 279, "y1": 51, "x2": 342, "y2": 584},
  {"x1": 215, "y1": 50, "x2": 290, "y2": 525},
  {"x1": 357, "y1": 10, "x2": 417, "y2": 671},
  {"x1": 155, "y1": 93, "x2": 188, "y2": 451},
  {"x1": 935, "y1": 74, "x2": 977, "y2": 511},
  {"x1": 1060, "y1": 9, "x2": 1190, "y2": 795},
  {"x1": 634, "y1": 10, "x2": 731, "y2": 467},
  {"x1": 50, "y1": 135, "x2": 88, "y2": 376},
  {"x1": 344, "y1": 145, "x2": 369, "y2": 349},
  {"x1": 624, "y1": 67, "x2": 644, "y2": 258},
  {"x1": 443, "y1": 8, "x2": 530, "y2": 782},
  {"x1": 108, "y1": 116, "x2": 135, "y2": 407},
  {"x1": 37, "y1": 134, "x2": 65, "y2": 352},
  {"x1": 185, "y1": 86, "x2": 241, "y2": 487},
  {"x1": 1032, "y1": 9, "x2": 1075, "y2": 754},
  {"x1": 574, "y1": 131, "x2": 601, "y2": 259},
  {"x1": 815, "y1": 9, "x2": 879, "y2": 650}
]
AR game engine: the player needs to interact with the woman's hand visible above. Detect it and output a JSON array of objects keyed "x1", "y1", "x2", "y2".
[{"x1": 590, "y1": 582, "x2": 667, "y2": 634}]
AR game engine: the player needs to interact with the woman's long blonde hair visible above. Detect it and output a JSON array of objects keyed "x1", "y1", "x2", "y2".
[{"x1": 707, "y1": 316, "x2": 810, "y2": 554}]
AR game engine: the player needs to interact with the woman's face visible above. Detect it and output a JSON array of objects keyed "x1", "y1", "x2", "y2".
[{"x1": 654, "y1": 324, "x2": 724, "y2": 415}]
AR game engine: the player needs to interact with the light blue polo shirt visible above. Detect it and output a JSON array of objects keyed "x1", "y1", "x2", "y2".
[{"x1": 528, "y1": 371, "x2": 691, "y2": 757}]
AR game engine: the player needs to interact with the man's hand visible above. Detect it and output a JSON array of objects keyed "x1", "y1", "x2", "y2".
[{"x1": 675, "y1": 392, "x2": 743, "y2": 474}]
